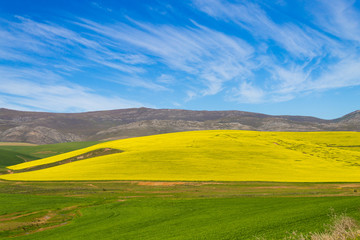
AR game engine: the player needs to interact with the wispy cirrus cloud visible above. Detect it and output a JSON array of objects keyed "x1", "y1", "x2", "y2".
[
  {"x1": 1, "y1": 0, "x2": 360, "y2": 114},
  {"x1": 0, "y1": 67, "x2": 145, "y2": 112},
  {"x1": 193, "y1": 0, "x2": 331, "y2": 59},
  {"x1": 106, "y1": 75, "x2": 169, "y2": 91},
  {"x1": 193, "y1": 0, "x2": 360, "y2": 103},
  {"x1": 1, "y1": 14, "x2": 255, "y2": 98},
  {"x1": 76, "y1": 18, "x2": 255, "y2": 95},
  {"x1": 230, "y1": 82, "x2": 265, "y2": 103},
  {"x1": 0, "y1": 15, "x2": 163, "y2": 110},
  {"x1": 0, "y1": 16, "x2": 151, "y2": 74},
  {"x1": 309, "y1": 0, "x2": 360, "y2": 42}
]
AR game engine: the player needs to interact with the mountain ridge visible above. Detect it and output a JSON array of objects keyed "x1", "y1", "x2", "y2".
[{"x1": 0, "y1": 108, "x2": 359, "y2": 144}]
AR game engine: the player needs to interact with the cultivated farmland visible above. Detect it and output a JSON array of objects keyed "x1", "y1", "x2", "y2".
[
  {"x1": 2, "y1": 130, "x2": 360, "y2": 239},
  {"x1": 2, "y1": 130, "x2": 360, "y2": 182},
  {"x1": 2, "y1": 181, "x2": 360, "y2": 239}
]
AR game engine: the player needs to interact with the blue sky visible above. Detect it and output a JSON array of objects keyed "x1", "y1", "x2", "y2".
[{"x1": 0, "y1": 0, "x2": 360, "y2": 119}]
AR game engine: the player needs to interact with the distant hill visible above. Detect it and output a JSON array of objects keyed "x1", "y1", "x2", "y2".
[{"x1": 0, "y1": 108, "x2": 359, "y2": 144}]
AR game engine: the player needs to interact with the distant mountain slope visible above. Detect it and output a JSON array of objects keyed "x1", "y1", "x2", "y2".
[{"x1": 0, "y1": 108, "x2": 359, "y2": 144}]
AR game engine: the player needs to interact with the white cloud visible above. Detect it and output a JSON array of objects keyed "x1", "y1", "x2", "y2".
[
  {"x1": 267, "y1": 56, "x2": 360, "y2": 100},
  {"x1": 270, "y1": 64, "x2": 312, "y2": 94},
  {"x1": 308, "y1": 57, "x2": 360, "y2": 91},
  {"x1": 2, "y1": 16, "x2": 255, "y2": 96},
  {"x1": 106, "y1": 75, "x2": 169, "y2": 91},
  {"x1": 193, "y1": 0, "x2": 360, "y2": 103},
  {"x1": 193, "y1": 0, "x2": 331, "y2": 58},
  {"x1": 0, "y1": 67, "x2": 145, "y2": 112},
  {"x1": 310, "y1": 0, "x2": 360, "y2": 42},
  {"x1": 185, "y1": 90, "x2": 197, "y2": 102},
  {"x1": 2, "y1": 1, "x2": 360, "y2": 109},
  {"x1": 77, "y1": 18, "x2": 255, "y2": 96},
  {"x1": 0, "y1": 16, "x2": 150, "y2": 74},
  {"x1": 231, "y1": 82, "x2": 264, "y2": 103},
  {"x1": 157, "y1": 74, "x2": 176, "y2": 84}
]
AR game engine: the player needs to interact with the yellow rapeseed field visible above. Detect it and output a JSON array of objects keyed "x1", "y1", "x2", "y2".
[{"x1": 2, "y1": 130, "x2": 360, "y2": 182}]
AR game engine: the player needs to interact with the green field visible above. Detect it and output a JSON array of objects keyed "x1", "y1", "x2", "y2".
[
  {"x1": 2, "y1": 130, "x2": 360, "y2": 239},
  {"x1": 0, "y1": 141, "x2": 100, "y2": 176},
  {"x1": 0, "y1": 141, "x2": 101, "y2": 159},
  {"x1": 1, "y1": 180, "x2": 360, "y2": 240},
  {"x1": 0, "y1": 149, "x2": 37, "y2": 168},
  {"x1": 2, "y1": 130, "x2": 360, "y2": 182}
]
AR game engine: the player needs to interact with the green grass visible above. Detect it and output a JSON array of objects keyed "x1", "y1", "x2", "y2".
[
  {"x1": 0, "y1": 141, "x2": 100, "y2": 159},
  {"x1": 0, "y1": 141, "x2": 100, "y2": 168},
  {"x1": 14, "y1": 197, "x2": 360, "y2": 240},
  {"x1": 0, "y1": 193, "x2": 88, "y2": 216},
  {"x1": 0, "y1": 193, "x2": 91, "y2": 239},
  {"x1": 2, "y1": 181, "x2": 360, "y2": 239},
  {"x1": 0, "y1": 149, "x2": 37, "y2": 168}
]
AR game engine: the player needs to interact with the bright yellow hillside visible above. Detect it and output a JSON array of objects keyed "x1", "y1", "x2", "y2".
[{"x1": 2, "y1": 130, "x2": 360, "y2": 182}]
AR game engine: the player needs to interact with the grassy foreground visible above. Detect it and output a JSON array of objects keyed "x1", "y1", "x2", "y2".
[
  {"x1": 2, "y1": 130, "x2": 360, "y2": 182},
  {"x1": 2, "y1": 180, "x2": 360, "y2": 240}
]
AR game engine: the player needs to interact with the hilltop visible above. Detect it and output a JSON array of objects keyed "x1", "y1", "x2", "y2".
[{"x1": 0, "y1": 108, "x2": 359, "y2": 144}]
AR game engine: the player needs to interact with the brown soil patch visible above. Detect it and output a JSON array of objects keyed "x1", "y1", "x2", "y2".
[
  {"x1": 283, "y1": 193, "x2": 357, "y2": 198},
  {"x1": 198, "y1": 182, "x2": 224, "y2": 185},
  {"x1": 135, "y1": 181, "x2": 223, "y2": 186},
  {"x1": 6, "y1": 205, "x2": 82, "y2": 237},
  {"x1": 137, "y1": 181, "x2": 187, "y2": 186},
  {"x1": 32, "y1": 222, "x2": 69, "y2": 233},
  {"x1": 0, "y1": 142, "x2": 37, "y2": 146},
  {"x1": 36, "y1": 213, "x2": 55, "y2": 223},
  {"x1": 336, "y1": 184, "x2": 360, "y2": 188},
  {"x1": 251, "y1": 186, "x2": 296, "y2": 189},
  {"x1": 122, "y1": 196, "x2": 145, "y2": 198},
  {"x1": 62, "y1": 205, "x2": 79, "y2": 211},
  {"x1": 65, "y1": 194, "x2": 86, "y2": 197},
  {"x1": 0, "y1": 212, "x2": 27, "y2": 221}
]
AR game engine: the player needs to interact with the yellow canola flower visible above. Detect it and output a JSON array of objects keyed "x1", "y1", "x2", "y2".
[{"x1": 2, "y1": 130, "x2": 360, "y2": 182}]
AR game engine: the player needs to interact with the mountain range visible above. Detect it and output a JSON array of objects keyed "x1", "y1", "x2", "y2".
[{"x1": 0, "y1": 108, "x2": 359, "y2": 144}]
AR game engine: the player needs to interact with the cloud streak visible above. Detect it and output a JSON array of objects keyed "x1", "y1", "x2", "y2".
[
  {"x1": 0, "y1": 67, "x2": 144, "y2": 112},
  {"x1": 1, "y1": 0, "x2": 360, "y2": 112},
  {"x1": 309, "y1": 0, "x2": 360, "y2": 42},
  {"x1": 76, "y1": 18, "x2": 255, "y2": 95},
  {"x1": 0, "y1": 16, "x2": 151, "y2": 75},
  {"x1": 194, "y1": 0, "x2": 360, "y2": 103},
  {"x1": 193, "y1": 0, "x2": 330, "y2": 58}
]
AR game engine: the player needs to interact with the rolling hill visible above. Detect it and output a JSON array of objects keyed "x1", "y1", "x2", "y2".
[
  {"x1": 0, "y1": 108, "x2": 359, "y2": 144},
  {"x1": 2, "y1": 130, "x2": 360, "y2": 182}
]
